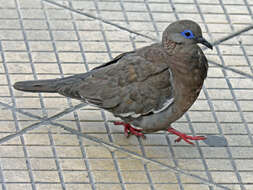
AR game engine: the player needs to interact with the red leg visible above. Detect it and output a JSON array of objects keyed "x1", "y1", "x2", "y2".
[
  {"x1": 113, "y1": 121, "x2": 145, "y2": 138},
  {"x1": 167, "y1": 127, "x2": 206, "y2": 145}
]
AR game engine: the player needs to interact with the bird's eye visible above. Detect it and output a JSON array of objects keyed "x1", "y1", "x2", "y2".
[
  {"x1": 185, "y1": 32, "x2": 191, "y2": 37},
  {"x1": 181, "y1": 30, "x2": 194, "y2": 39}
]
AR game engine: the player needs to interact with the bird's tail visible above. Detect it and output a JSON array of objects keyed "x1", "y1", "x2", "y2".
[
  {"x1": 13, "y1": 78, "x2": 62, "y2": 93},
  {"x1": 14, "y1": 72, "x2": 91, "y2": 93}
]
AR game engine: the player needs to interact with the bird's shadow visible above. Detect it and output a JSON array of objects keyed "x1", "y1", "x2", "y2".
[{"x1": 203, "y1": 135, "x2": 228, "y2": 147}]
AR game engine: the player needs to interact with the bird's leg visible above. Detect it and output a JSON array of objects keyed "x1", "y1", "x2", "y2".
[
  {"x1": 167, "y1": 127, "x2": 206, "y2": 145},
  {"x1": 113, "y1": 121, "x2": 145, "y2": 138}
]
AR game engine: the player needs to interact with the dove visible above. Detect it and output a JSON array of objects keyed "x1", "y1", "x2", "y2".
[{"x1": 14, "y1": 20, "x2": 212, "y2": 145}]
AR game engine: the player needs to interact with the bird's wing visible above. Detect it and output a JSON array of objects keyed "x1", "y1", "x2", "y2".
[
  {"x1": 58, "y1": 46, "x2": 174, "y2": 117},
  {"x1": 56, "y1": 51, "x2": 135, "y2": 100},
  {"x1": 92, "y1": 51, "x2": 135, "y2": 70}
]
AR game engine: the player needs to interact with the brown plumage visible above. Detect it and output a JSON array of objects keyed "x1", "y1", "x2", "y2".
[{"x1": 14, "y1": 20, "x2": 212, "y2": 145}]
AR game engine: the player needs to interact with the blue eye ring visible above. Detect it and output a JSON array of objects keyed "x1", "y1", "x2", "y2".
[{"x1": 181, "y1": 30, "x2": 195, "y2": 39}]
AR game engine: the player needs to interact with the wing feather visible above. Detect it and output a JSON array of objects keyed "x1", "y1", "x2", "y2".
[{"x1": 57, "y1": 44, "x2": 175, "y2": 118}]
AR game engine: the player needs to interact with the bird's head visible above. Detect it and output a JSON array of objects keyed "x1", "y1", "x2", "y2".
[{"x1": 162, "y1": 20, "x2": 213, "y2": 49}]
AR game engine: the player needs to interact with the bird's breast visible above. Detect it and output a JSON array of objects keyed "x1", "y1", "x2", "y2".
[{"x1": 170, "y1": 56, "x2": 207, "y2": 114}]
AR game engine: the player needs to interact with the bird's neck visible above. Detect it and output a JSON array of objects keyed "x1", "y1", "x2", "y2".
[{"x1": 162, "y1": 40, "x2": 182, "y2": 55}]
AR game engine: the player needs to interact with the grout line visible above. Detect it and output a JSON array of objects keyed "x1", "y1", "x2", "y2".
[
  {"x1": 209, "y1": 25, "x2": 253, "y2": 49},
  {"x1": 185, "y1": 113, "x2": 215, "y2": 190},
  {"x1": 137, "y1": 139, "x2": 155, "y2": 190},
  {"x1": 61, "y1": 1, "x2": 96, "y2": 189},
  {"x1": 143, "y1": 0, "x2": 160, "y2": 38},
  {"x1": 217, "y1": 0, "x2": 253, "y2": 75},
  {"x1": 168, "y1": 0, "x2": 179, "y2": 20},
  {"x1": 218, "y1": 2, "x2": 252, "y2": 189},
  {"x1": 42, "y1": 0, "x2": 158, "y2": 41},
  {"x1": 51, "y1": 121, "x2": 232, "y2": 190},
  {"x1": 217, "y1": 0, "x2": 253, "y2": 147},
  {"x1": 0, "y1": 102, "x2": 87, "y2": 144},
  {"x1": 165, "y1": 135, "x2": 184, "y2": 190},
  {"x1": 150, "y1": 1, "x2": 186, "y2": 189},
  {"x1": 41, "y1": 0, "x2": 253, "y2": 81},
  {"x1": 243, "y1": 0, "x2": 253, "y2": 20},
  {"x1": 239, "y1": 43, "x2": 253, "y2": 76},
  {"x1": 208, "y1": 60, "x2": 253, "y2": 80},
  {"x1": 0, "y1": 1, "x2": 249, "y2": 6},
  {"x1": 68, "y1": 1, "x2": 90, "y2": 72},
  {"x1": 0, "y1": 46, "x2": 8, "y2": 190},
  {"x1": 202, "y1": 85, "x2": 243, "y2": 189},
  {"x1": 39, "y1": 2, "x2": 71, "y2": 190},
  {"x1": 0, "y1": 41, "x2": 36, "y2": 189},
  {"x1": 19, "y1": 0, "x2": 67, "y2": 188},
  {"x1": 101, "y1": 111, "x2": 126, "y2": 189},
  {"x1": 41, "y1": 0, "x2": 253, "y2": 48},
  {"x1": 167, "y1": 1, "x2": 190, "y2": 189},
  {"x1": 0, "y1": 162, "x2": 6, "y2": 190},
  {"x1": 118, "y1": 0, "x2": 155, "y2": 189},
  {"x1": 9, "y1": 1, "x2": 40, "y2": 189},
  {"x1": 194, "y1": 1, "x2": 246, "y2": 190},
  {"x1": 0, "y1": 101, "x2": 238, "y2": 190},
  {"x1": 47, "y1": 130, "x2": 67, "y2": 190},
  {"x1": 92, "y1": 1, "x2": 126, "y2": 189},
  {"x1": 170, "y1": 1, "x2": 214, "y2": 189}
]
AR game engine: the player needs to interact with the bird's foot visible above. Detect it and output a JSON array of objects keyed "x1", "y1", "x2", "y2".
[
  {"x1": 167, "y1": 127, "x2": 206, "y2": 145},
  {"x1": 113, "y1": 121, "x2": 145, "y2": 139}
]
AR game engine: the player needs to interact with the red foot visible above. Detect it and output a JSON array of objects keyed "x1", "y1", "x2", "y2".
[
  {"x1": 113, "y1": 121, "x2": 145, "y2": 138},
  {"x1": 167, "y1": 127, "x2": 206, "y2": 145}
]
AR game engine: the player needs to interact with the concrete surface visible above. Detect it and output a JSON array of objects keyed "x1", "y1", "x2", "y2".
[{"x1": 0, "y1": 0, "x2": 253, "y2": 189}]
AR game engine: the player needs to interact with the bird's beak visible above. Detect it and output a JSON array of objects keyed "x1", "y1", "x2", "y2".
[{"x1": 195, "y1": 37, "x2": 213, "y2": 49}]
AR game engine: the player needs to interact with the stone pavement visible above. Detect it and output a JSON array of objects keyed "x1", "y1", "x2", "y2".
[{"x1": 0, "y1": 0, "x2": 253, "y2": 189}]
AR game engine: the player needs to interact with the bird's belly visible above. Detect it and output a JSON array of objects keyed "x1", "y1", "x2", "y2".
[
  {"x1": 130, "y1": 82, "x2": 203, "y2": 132},
  {"x1": 130, "y1": 102, "x2": 181, "y2": 132}
]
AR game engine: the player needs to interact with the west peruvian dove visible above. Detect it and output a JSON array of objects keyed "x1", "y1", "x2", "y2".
[{"x1": 14, "y1": 20, "x2": 213, "y2": 145}]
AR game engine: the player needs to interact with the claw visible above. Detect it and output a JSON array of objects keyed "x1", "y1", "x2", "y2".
[
  {"x1": 113, "y1": 121, "x2": 145, "y2": 139},
  {"x1": 168, "y1": 127, "x2": 206, "y2": 145}
]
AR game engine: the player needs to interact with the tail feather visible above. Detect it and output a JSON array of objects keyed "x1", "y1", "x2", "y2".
[
  {"x1": 14, "y1": 72, "x2": 92, "y2": 93},
  {"x1": 13, "y1": 79, "x2": 61, "y2": 93}
]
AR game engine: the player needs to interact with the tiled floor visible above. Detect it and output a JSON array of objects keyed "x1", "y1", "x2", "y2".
[{"x1": 0, "y1": 0, "x2": 253, "y2": 189}]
